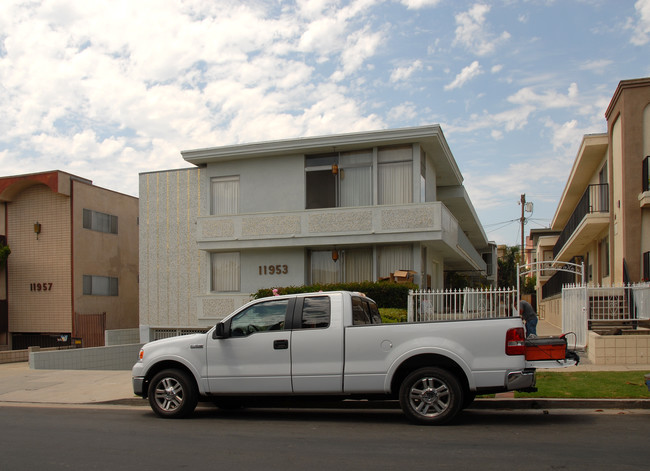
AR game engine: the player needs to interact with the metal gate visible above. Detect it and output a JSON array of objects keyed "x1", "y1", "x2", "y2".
[{"x1": 74, "y1": 312, "x2": 106, "y2": 347}]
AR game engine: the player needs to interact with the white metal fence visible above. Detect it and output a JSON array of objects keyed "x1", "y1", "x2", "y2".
[
  {"x1": 408, "y1": 288, "x2": 518, "y2": 322},
  {"x1": 562, "y1": 283, "x2": 650, "y2": 348}
]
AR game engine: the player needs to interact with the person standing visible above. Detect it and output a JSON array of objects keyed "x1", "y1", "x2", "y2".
[{"x1": 519, "y1": 300, "x2": 538, "y2": 337}]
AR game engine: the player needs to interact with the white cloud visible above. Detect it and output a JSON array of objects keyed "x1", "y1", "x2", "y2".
[
  {"x1": 390, "y1": 60, "x2": 423, "y2": 82},
  {"x1": 399, "y1": 0, "x2": 443, "y2": 9},
  {"x1": 444, "y1": 61, "x2": 482, "y2": 90},
  {"x1": 388, "y1": 102, "x2": 418, "y2": 121},
  {"x1": 453, "y1": 4, "x2": 511, "y2": 56},
  {"x1": 508, "y1": 83, "x2": 580, "y2": 109},
  {"x1": 580, "y1": 59, "x2": 614, "y2": 74},
  {"x1": 629, "y1": 0, "x2": 650, "y2": 45}
]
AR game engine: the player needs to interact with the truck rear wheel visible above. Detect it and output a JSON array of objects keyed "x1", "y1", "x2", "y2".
[
  {"x1": 399, "y1": 367, "x2": 463, "y2": 425},
  {"x1": 148, "y1": 369, "x2": 198, "y2": 419}
]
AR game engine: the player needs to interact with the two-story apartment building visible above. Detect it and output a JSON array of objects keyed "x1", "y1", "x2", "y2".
[
  {"x1": 535, "y1": 78, "x2": 650, "y2": 325},
  {"x1": 139, "y1": 125, "x2": 495, "y2": 342},
  {"x1": 0, "y1": 171, "x2": 139, "y2": 350}
]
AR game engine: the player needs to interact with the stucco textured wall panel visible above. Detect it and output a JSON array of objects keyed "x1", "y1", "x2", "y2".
[
  {"x1": 242, "y1": 215, "x2": 301, "y2": 236},
  {"x1": 202, "y1": 219, "x2": 235, "y2": 238},
  {"x1": 140, "y1": 169, "x2": 203, "y2": 328},
  {"x1": 308, "y1": 211, "x2": 372, "y2": 234},
  {"x1": 381, "y1": 207, "x2": 436, "y2": 231}
]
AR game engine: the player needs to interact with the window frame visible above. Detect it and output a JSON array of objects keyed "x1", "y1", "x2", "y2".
[
  {"x1": 210, "y1": 252, "x2": 241, "y2": 292},
  {"x1": 82, "y1": 275, "x2": 118, "y2": 296},
  {"x1": 82, "y1": 209, "x2": 118, "y2": 234}
]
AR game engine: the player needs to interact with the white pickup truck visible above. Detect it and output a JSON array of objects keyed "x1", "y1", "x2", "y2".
[{"x1": 132, "y1": 291, "x2": 577, "y2": 424}]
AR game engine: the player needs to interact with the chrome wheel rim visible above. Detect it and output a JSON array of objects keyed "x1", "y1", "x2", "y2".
[
  {"x1": 408, "y1": 376, "x2": 451, "y2": 417},
  {"x1": 154, "y1": 377, "x2": 184, "y2": 412}
]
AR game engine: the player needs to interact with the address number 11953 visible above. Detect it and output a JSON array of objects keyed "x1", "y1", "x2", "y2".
[{"x1": 258, "y1": 265, "x2": 288, "y2": 275}]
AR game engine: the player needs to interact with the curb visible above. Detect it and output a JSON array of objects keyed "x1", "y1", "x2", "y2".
[
  {"x1": 470, "y1": 398, "x2": 650, "y2": 410},
  {"x1": 95, "y1": 397, "x2": 650, "y2": 410}
]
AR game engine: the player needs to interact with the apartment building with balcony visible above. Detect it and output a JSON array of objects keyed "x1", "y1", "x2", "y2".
[
  {"x1": 536, "y1": 78, "x2": 650, "y2": 325},
  {"x1": 139, "y1": 125, "x2": 495, "y2": 341},
  {"x1": 0, "y1": 171, "x2": 139, "y2": 350}
]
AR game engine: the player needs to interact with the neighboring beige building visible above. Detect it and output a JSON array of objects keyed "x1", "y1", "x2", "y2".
[
  {"x1": 535, "y1": 78, "x2": 650, "y2": 325},
  {"x1": 0, "y1": 171, "x2": 139, "y2": 349}
]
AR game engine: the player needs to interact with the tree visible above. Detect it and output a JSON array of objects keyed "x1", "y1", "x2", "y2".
[
  {"x1": 497, "y1": 246, "x2": 518, "y2": 288},
  {"x1": 0, "y1": 243, "x2": 10, "y2": 269}
]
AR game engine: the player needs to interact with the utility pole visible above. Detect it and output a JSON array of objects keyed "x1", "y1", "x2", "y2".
[{"x1": 520, "y1": 193, "x2": 526, "y2": 265}]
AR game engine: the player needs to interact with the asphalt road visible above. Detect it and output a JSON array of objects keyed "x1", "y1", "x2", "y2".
[{"x1": 1, "y1": 405, "x2": 648, "y2": 470}]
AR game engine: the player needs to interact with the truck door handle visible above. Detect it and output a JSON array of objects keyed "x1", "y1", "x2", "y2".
[{"x1": 273, "y1": 339, "x2": 289, "y2": 350}]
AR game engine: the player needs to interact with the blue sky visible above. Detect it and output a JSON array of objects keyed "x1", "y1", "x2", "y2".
[{"x1": 1, "y1": 0, "x2": 649, "y2": 246}]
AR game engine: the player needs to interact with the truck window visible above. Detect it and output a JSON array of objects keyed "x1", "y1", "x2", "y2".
[
  {"x1": 300, "y1": 296, "x2": 330, "y2": 329},
  {"x1": 230, "y1": 299, "x2": 288, "y2": 336},
  {"x1": 351, "y1": 296, "x2": 369, "y2": 325},
  {"x1": 352, "y1": 296, "x2": 382, "y2": 325},
  {"x1": 366, "y1": 300, "x2": 382, "y2": 324}
]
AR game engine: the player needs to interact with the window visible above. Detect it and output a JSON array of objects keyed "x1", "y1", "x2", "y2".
[
  {"x1": 643, "y1": 251, "x2": 649, "y2": 281},
  {"x1": 378, "y1": 146, "x2": 412, "y2": 205},
  {"x1": 378, "y1": 245, "x2": 412, "y2": 278},
  {"x1": 305, "y1": 151, "x2": 372, "y2": 209},
  {"x1": 351, "y1": 296, "x2": 381, "y2": 325},
  {"x1": 306, "y1": 154, "x2": 337, "y2": 209},
  {"x1": 344, "y1": 248, "x2": 373, "y2": 282},
  {"x1": 211, "y1": 176, "x2": 239, "y2": 215},
  {"x1": 601, "y1": 237, "x2": 610, "y2": 278},
  {"x1": 211, "y1": 252, "x2": 240, "y2": 292},
  {"x1": 309, "y1": 248, "x2": 373, "y2": 284},
  {"x1": 300, "y1": 296, "x2": 331, "y2": 329},
  {"x1": 83, "y1": 209, "x2": 118, "y2": 234},
  {"x1": 230, "y1": 299, "x2": 288, "y2": 337},
  {"x1": 339, "y1": 151, "x2": 372, "y2": 207},
  {"x1": 83, "y1": 275, "x2": 118, "y2": 296}
]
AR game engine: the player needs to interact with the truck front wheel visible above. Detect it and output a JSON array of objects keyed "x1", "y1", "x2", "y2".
[
  {"x1": 399, "y1": 367, "x2": 463, "y2": 425},
  {"x1": 148, "y1": 369, "x2": 198, "y2": 419}
]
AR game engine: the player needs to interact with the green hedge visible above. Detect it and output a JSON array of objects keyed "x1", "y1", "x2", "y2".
[{"x1": 253, "y1": 281, "x2": 417, "y2": 309}]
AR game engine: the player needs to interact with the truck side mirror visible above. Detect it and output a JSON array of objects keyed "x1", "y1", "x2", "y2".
[{"x1": 213, "y1": 322, "x2": 228, "y2": 339}]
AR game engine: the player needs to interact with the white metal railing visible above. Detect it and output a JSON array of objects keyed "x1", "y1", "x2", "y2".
[
  {"x1": 408, "y1": 288, "x2": 518, "y2": 322},
  {"x1": 586, "y1": 283, "x2": 650, "y2": 321},
  {"x1": 562, "y1": 282, "x2": 650, "y2": 348}
]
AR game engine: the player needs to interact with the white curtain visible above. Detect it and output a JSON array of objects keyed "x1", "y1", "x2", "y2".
[
  {"x1": 211, "y1": 252, "x2": 240, "y2": 292},
  {"x1": 378, "y1": 161, "x2": 412, "y2": 205},
  {"x1": 311, "y1": 251, "x2": 341, "y2": 284},
  {"x1": 340, "y1": 166, "x2": 372, "y2": 207},
  {"x1": 340, "y1": 151, "x2": 372, "y2": 207},
  {"x1": 344, "y1": 248, "x2": 373, "y2": 282},
  {"x1": 211, "y1": 177, "x2": 239, "y2": 215},
  {"x1": 378, "y1": 245, "x2": 412, "y2": 278}
]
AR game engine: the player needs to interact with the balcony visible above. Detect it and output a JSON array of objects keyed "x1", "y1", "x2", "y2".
[
  {"x1": 553, "y1": 184, "x2": 609, "y2": 260},
  {"x1": 196, "y1": 202, "x2": 485, "y2": 272}
]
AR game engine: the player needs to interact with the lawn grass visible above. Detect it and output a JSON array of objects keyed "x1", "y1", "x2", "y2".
[{"x1": 515, "y1": 371, "x2": 650, "y2": 399}]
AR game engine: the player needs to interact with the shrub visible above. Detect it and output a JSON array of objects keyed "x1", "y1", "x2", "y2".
[{"x1": 253, "y1": 281, "x2": 417, "y2": 309}]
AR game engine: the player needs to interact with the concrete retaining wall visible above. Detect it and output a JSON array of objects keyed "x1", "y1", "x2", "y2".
[
  {"x1": 105, "y1": 328, "x2": 140, "y2": 346},
  {"x1": 587, "y1": 330, "x2": 650, "y2": 365},
  {"x1": 29, "y1": 343, "x2": 143, "y2": 370}
]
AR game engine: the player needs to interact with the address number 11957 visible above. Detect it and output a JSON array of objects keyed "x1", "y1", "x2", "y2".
[{"x1": 30, "y1": 282, "x2": 53, "y2": 291}]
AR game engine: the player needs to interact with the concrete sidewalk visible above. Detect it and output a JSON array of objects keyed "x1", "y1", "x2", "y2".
[{"x1": 0, "y1": 362, "x2": 138, "y2": 406}]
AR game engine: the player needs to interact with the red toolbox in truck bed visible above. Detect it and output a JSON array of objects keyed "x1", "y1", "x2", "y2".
[{"x1": 524, "y1": 336, "x2": 567, "y2": 360}]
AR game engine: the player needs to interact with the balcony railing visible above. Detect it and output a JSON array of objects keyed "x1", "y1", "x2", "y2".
[{"x1": 553, "y1": 183, "x2": 609, "y2": 258}]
